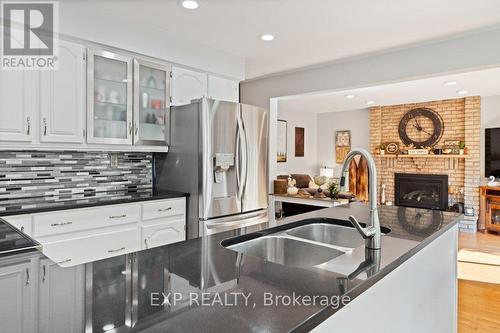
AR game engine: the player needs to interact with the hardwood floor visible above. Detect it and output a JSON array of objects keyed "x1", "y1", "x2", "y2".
[{"x1": 458, "y1": 231, "x2": 500, "y2": 333}]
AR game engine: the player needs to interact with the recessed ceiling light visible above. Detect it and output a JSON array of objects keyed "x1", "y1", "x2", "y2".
[
  {"x1": 457, "y1": 90, "x2": 468, "y2": 95},
  {"x1": 445, "y1": 81, "x2": 457, "y2": 86},
  {"x1": 181, "y1": 0, "x2": 199, "y2": 9},
  {"x1": 260, "y1": 34, "x2": 275, "y2": 41},
  {"x1": 366, "y1": 101, "x2": 375, "y2": 105},
  {"x1": 345, "y1": 94, "x2": 355, "y2": 99}
]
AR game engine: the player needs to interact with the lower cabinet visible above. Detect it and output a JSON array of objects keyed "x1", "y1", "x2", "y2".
[
  {"x1": 42, "y1": 226, "x2": 140, "y2": 267},
  {"x1": 0, "y1": 258, "x2": 35, "y2": 333},
  {"x1": 142, "y1": 218, "x2": 185, "y2": 250},
  {"x1": 0, "y1": 254, "x2": 85, "y2": 333},
  {"x1": 38, "y1": 259, "x2": 84, "y2": 333},
  {"x1": 86, "y1": 255, "x2": 132, "y2": 333},
  {"x1": 5, "y1": 197, "x2": 186, "y2": 267}
]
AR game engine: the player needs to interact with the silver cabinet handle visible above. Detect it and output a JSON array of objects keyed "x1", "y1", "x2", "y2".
[
  {"x1": 158, "y1": 207, "x2": 172, "y2": 212},
  {"x1": 109, "y1": 214, "x2": 126, "y2": 219},
  {"x1": 144, "y1": 238, "x2": 148, "y2": 249},
  {"x1": 107, "y1": 246, "x2": 126, "y2": 253},
  {"x1": 25, "y1": 268, "x2": 30, "y2": 286},
  {"x1": 26, "y1": 117, "x2": 31, "y2": 135},
  {"x1": 50, "y1": 221, "x2": 73, "y2": 227},
  {"x1": 43, "y1": 117, "x2": 47, "y2": 136},
  {"x1": 42, "y1": 265, "x2": 46, "y2": 283},
  {"x1": 128, "y1": 121, "x2": 133, "y2": 135},
  {"x1": 134, "y1": 121, "x2": 138, "y2": 135},
  {"x1": 56, "y1": 258, "x2": 72, "y2": 265}
]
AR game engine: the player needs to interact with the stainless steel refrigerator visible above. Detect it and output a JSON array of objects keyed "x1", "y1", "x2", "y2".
[{"x1": 155, "y1": 98, "x2": 269, "y2": 239}]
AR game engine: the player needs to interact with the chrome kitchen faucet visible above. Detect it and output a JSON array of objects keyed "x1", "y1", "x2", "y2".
[{"x1": 340, "y1": 148, "x2": 381, "y2": 250}]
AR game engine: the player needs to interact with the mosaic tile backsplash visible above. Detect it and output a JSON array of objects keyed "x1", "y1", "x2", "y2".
[{"x1": 0, "y1": 151, "x2": 153, "y2": 212}]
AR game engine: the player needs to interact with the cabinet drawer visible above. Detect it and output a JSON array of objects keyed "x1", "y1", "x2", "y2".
[
  {"x1": 142, "y1": 198, "x2": 185, "y2": 221},
  {"x1": 41, "y1": 227, "x2": 139, "y2": 267},
  {"x1": 33, "y1": 204, "x2": 140, "y2": 237},
  {"x1": 3, "y1": 215, "x2": 33, "y2": 236},
  {"x1": 142, "y1": 219, "x2": 185, "y2": 250}
]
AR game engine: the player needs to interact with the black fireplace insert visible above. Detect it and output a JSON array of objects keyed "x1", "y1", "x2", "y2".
[{"x1": 395, "y1": 173, "x2": 448, "y2": 210}]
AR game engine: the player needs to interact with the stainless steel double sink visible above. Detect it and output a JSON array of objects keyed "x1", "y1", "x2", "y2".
[{"x1": 225, "y1": 222, "x2": 385, "y2": 268}]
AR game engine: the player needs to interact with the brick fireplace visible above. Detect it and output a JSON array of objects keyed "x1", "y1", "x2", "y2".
[{"x1": 370, "y1": 97, "x2": 482, "y2": 227}]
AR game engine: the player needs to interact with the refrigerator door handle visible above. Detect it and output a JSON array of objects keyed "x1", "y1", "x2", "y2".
[
  {"x1": 203, "y1": 210, "x2": 268, "y2": 231},
  {"x1": 241, "y1": 117, "x2": 249, "y2": 200},
  {"x1": 202, "y1": 99, "x2": 213, "y2": 218},
  {"x1": 236, "y1": 115, "x2": 246, "y2": 203}
]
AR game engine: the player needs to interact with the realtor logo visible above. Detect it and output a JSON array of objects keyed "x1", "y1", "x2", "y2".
[{"x1": 1, "y1": 1, "x2": 59, "y2": 70}]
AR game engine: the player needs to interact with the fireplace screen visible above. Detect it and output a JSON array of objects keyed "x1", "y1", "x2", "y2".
[{"x1": 395, "y1": 173, "x2": 448, "y2": 210}]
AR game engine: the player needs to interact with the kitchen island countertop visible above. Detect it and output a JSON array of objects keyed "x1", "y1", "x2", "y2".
[{"x1": 0, "y1": 202, "x2": 461, "y2": 332}]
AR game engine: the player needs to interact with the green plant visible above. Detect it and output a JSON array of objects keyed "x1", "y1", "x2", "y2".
[
  {"x1": 459, "y1": 141, "x2": 466, "y2": 149},
  {"x1": 327, "y1": 180, "x2": 339, "y2": 200}
]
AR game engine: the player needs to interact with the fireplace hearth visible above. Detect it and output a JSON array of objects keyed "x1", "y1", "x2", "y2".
[{"x1": 395, "y1": 173, "x2": 448, "y2": 210}]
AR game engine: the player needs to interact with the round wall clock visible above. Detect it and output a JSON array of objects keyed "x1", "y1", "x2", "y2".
[{"x1": 398, "y1": 108, "x2": 444, "y2": 148}]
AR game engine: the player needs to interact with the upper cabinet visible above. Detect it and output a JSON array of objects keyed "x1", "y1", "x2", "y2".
[
  {"x1": 208, "y1": 75, "x2": 239, "y2": 103},
  {"x1": 0, "y1": 38, "x2": 237, "y2": 151},
  {"x1": 40, "y1": 41, "x2": 86, "y2": 144},
  {"x1": 171, "y1": 66, "x2": 207, "y2": 106},
  {"x1": 87, "y1": 48, "x2": 134, "y2": 145},
  {"x1": 133, "y1": 59, "x2": 171, "y2": 146},
  {"x1": 0, "y1": 70, "x2": 35, "y2": 142}
]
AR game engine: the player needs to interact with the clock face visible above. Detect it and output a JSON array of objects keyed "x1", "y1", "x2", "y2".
[{"x1": 398, "y1": 108, "x2": 444, "y2": 148}]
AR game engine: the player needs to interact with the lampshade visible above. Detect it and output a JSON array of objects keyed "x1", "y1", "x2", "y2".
[{"x1": 319, "y1": 167, "x2": 334, "y2": 178}]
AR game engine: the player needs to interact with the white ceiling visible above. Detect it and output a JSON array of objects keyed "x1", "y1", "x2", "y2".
[
  {"x1": 59, "y1": 0, "x2": 500, "y2": 79},
  {"x1": 278, "y1": 67, "x2": 500, "y2": 113}
]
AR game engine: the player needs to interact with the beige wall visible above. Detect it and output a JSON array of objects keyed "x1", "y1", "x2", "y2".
[
  {"x1": 276, "y1": 108, "x2": 318, "y2": 176},
  {"x1": 317, "y1": 109, "x2": 370, "y2": 168}
]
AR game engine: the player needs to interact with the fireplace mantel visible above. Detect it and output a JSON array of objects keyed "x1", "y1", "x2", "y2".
[{"x1": 376, "y1": 154, "x2": 467, "y2": 159}]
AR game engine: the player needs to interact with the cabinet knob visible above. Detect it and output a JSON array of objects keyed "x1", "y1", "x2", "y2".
[{"x1": 26, "y1": 117, "x2": 31, "y2": 135}]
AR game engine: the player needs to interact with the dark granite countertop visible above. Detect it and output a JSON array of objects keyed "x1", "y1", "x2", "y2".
[
  {"x1": 98, "y1": 203, "x2": 459, "y2": 332},
  {"x1": 0, "y1": 203, "x2": 460, "y2": 332},
  {"x1": 0, "y1": 189, "x2": 189, "y2": 217}
]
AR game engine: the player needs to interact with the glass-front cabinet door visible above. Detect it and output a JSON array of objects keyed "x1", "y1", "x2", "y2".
[
  {"x1": 133, "y1": 59, "x2": 171, "y2": 145},
  {"x1": 87, "y1": 49, "x2": 133, "y2": 144}
]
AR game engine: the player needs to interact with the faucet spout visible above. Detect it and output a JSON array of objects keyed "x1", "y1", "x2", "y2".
[{"x1": 340, "y1": 148, "x2": 381, "y2": 250}]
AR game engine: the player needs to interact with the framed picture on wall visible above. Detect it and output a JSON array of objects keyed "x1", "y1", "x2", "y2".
[
  {"x1": 335, "y1": 130, "x2": 351, "y2": 163},
  {"x1": 295, "y1": 127, "x2": 305, "y2": 157},
  {"x1": 277, "y1": 120, "x2": 287, "y2": 162}
]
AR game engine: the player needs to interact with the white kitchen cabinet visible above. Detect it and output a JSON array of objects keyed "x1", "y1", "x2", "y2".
[
  {"x1": 142, "y1": 218, "x2": 185, "y2": 249},
  {"x1": 208, "y1": 75, "x2": 239, "y2": 102},
  {"x1": 0, "y1": 70, "x2": 36, "y2": 142},
  {"x1": 0, "y1": 260, "x2": 35, "y2": 333},
  {"x1": 33, "y1": 203, "x2": 140, "y2": 239},
  {"x1": 87, "y1": 48, "x2": 134, "y2": 145},
  {"x1": 38, "y1": 259, "x2": 84, "y2": 333},
  {"x1": 42, "y1": 227, "x2": 140, "y2": 267},
  {"x1": 40, "y1": 41, "x2": 86, "y2": 144},
  {"x1": 141, "y1": 198, "x2": 186, "y2": 221},
  {"x1": 133, "y1": 58, "x2": 171, "y2": 146},
  {"x1": 171, "y1": 66, "x2": 207, "y2": 106}
]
